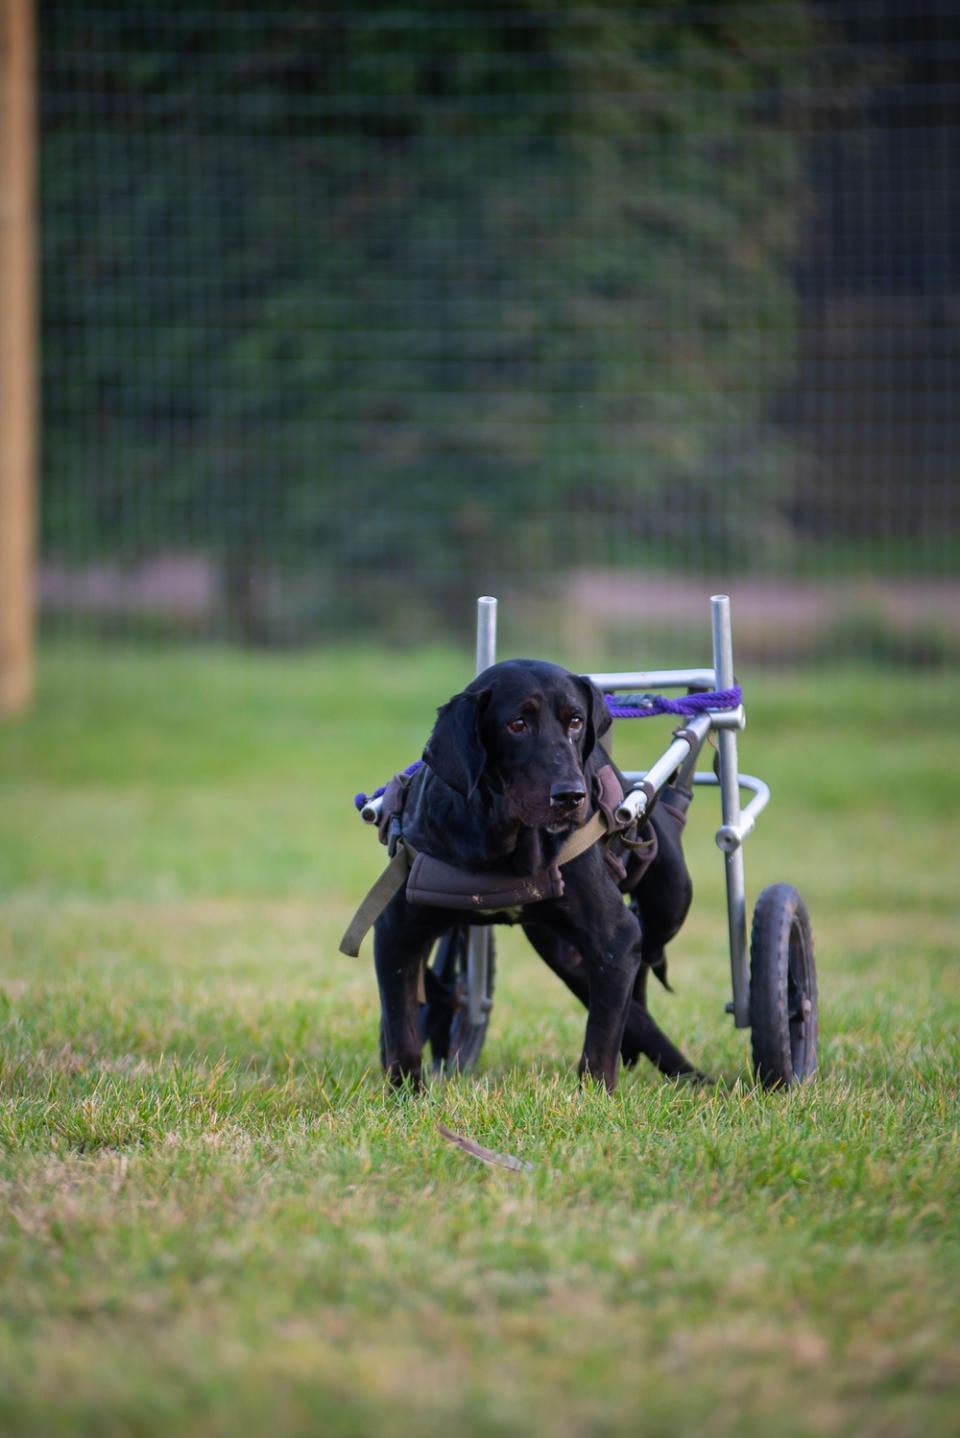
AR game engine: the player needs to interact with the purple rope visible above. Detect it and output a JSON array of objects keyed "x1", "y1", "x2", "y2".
[
  {"x1": 354, "y1": 759, "x2": 423, "y2": 812},
  {"x1": 604, "y1": 686, "x2": 742, "y2": 719}
]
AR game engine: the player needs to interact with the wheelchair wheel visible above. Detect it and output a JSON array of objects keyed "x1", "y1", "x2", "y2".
[
  {"x1": 749, "y1": 883, "x2": 818, "y2": 1088},
  {"x1": 419, "y1": 925, "x2": 496, "y2": 1074}
]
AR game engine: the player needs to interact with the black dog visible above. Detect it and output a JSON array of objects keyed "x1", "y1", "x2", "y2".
[{"x1": 372, "y1": 659, "x2": 700, "y2": 1092}]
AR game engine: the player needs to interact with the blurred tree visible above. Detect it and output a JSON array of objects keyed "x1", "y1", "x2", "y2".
[{"x1": 40, "y1": 0, "x2": 832, "y2": 640}]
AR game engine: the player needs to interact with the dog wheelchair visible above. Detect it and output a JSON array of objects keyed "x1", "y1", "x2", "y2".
[{"x1": 355, "y1": 594, "x2": 817, "y2": 1089}]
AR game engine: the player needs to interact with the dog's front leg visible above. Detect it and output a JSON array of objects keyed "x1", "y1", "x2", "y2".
[
  {"x1": 522, "y1": 922, "x2": 702, "y2": 1079},
  {"x1": 373, "y1": 897, "x2": 432, "y2": 1090}
]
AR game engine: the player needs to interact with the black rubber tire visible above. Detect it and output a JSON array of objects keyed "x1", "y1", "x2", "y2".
[
  {"x1": 749, "y1": 883, "x2": 818, "y2": 1088},
  {"x1": 419, "y1": 925, "x2": 496, "y2": 1074}
]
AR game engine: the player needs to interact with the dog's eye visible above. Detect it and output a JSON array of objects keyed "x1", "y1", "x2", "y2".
[
  {"x1": 568, "y1": 715, "x2": 584, "y2": 735},
  {"x1": 507, "y1": 717, "x2": 527, "y2": 735}
]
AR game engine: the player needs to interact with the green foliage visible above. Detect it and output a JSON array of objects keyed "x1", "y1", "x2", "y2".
[{"x1": 41, "y1": 2, "x2": 833, "y2": 636}]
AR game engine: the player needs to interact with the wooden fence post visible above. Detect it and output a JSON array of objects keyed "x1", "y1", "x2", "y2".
[{"x1": 0, "y1": 0, "x2": 37, "y2": 717}]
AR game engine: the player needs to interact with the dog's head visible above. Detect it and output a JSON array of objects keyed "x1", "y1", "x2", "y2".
[{"x1": 423, "y1": 659, "x2": 611, "y2": 831}]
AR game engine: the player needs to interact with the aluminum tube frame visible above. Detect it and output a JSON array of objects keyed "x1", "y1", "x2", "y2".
[
  {"x1": 620, "y1": 769, "x2": 771, "y2": 846},
  {"x1": 360, "y1": 795, "x2": 382, "y2": 824},
  {"x1": 712, "y1": 595, "x2": 750, "y2": 1027},
  {"x1": 466, "y1": 598, "x2": 498, "y2": 1025},
  {"x1": 614, "y1": 711, "x2": 712, "y2": 825},
  {"x1": 713, "y1": 772, "x2": 770, "y2": 852},
  {"x1": 475, "y1": 595, "x2": 497, "y2": 678},
  {"x1": 588, "y1": 667, "x2": 716, "y2": 692}
]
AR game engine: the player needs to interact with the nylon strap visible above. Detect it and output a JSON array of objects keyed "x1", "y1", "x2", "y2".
[
  {"x1": 553, "y1": 809, "x2": 608, "y2": 866},
  {"x1": 338, "y1": 845, "x2": 412, "y2": 957}
]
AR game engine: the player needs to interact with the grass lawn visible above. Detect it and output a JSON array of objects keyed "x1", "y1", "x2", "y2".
[{"x1": 1, "y1": 643, "x2": 958, "y2": 1438}]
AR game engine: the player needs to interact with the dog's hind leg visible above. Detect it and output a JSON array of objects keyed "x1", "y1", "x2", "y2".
[
  {"x1": 630, "y1": 785, "x2": 695, "y2": 995},
  {"x1": 620, "y1": 961, "x2": 705, "y2": 1079}
]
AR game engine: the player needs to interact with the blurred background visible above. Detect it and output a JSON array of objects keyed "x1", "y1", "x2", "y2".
[{"x1": 4, "y1": 0, "x2": 960, "y2": 695}]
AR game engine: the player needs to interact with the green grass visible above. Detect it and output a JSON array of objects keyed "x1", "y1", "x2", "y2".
[{"x1": 1, "y1": 643, "x2": 959, "y2": 1438}]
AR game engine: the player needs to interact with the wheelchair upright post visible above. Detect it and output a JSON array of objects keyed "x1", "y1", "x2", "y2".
[
  {"x1": 475, "y1": 595, "x2": 497, "y2": 678},
  {"x1": 711, "y1": 595, "x2": 750, "y2": 1027},
  {"x1": 466, "y1": 597, "x2": 498, "y2": 1025}
]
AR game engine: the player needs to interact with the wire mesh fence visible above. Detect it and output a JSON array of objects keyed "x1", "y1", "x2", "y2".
[{"x1": 37, "y1": 1, "x2": 960, "y2": 667}]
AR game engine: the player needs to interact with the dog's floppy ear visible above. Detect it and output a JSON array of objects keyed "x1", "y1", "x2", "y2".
[
  {"x1": 575, "y1": 674, "x2": 613, "y2": 759},
  {"x1": 423, "y1": 689, "x2": 489, "y2": 798}
]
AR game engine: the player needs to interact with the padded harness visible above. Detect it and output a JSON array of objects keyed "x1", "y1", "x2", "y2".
[{"x1": 339, "y1": 764, "x2": 653, "y2": 957}]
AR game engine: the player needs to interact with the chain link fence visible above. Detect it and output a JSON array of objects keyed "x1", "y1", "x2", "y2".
[{"x1": 38, "y1": 2, "x2": 960, "y2": 666}]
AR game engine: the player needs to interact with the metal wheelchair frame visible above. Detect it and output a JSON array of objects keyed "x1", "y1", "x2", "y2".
[{"x1": 464, "y1": 593, "x2": 770, "y2": 1031}]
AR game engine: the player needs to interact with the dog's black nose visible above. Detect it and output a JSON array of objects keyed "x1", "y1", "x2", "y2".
[{"x1": 550, "y1": 783, "x2": 586, "y2": 809}]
